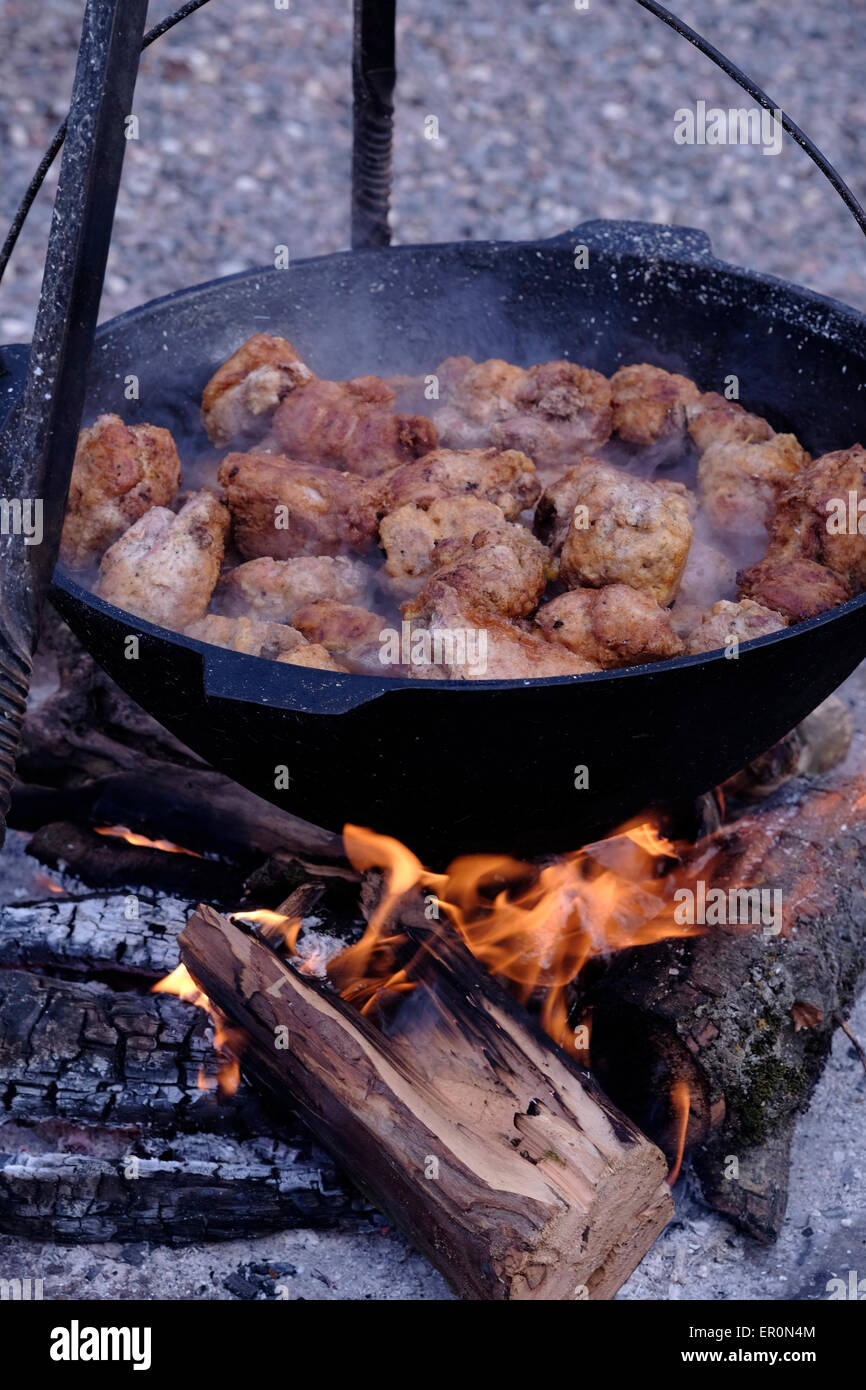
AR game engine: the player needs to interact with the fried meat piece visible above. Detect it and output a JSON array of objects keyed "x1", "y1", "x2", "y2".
[
  {"x1": 433, "y1": 357, "x2": 528, "y2": 448},
  {"x1": 764, "y1": 445, "x2": 866, "y2": 591},
  {"x1": 403, "y1": 582, "x2": 599, "y2": 680},
  {"x1": 558, "y1": 461, "x2": 693, "y2": 604},
  {"x1": 377, "y1": 447, "x2": 540, "y2": 519},
  {"x1": 278, "y1": 643, "x2": 346, "y2": 672},
  {"x1": 536, "y1": 584, "x2": 683, "y2": 668},
  {"x1": 737, "y1": 556, "x2": 851, "y2": 622},
  {"x1": 686, "y1": 392, "x2": 775, "y2": 454},
  {"x1": 185, "y1": 612, "x2": 347, "y2": 671},
  {"x1": 291, "y1": 600, "x2": 389, "y2": 668},
  {"x1": 60, "y1": 414, "x2": 181, "y2": 570},
  {"x1": 491, "y1": 361, "x2": 612, "y2": 474},
  {"x1": 435, "y1": 357, "x2": 612, "y2": 472},
  {"x1": 217, "y1": 453, "x2": 379, "y2": 559},
  {"x1": 271, "y1": 375, "x2": 438, "y2": 477},
  {"x1": 201, "y1": 334, "x2": 314, "y2": 446},
  {"x1": 609, "y1": 363, "x2": 700, "y2": 451},
  {"x1": 533, "y1": 455, "x2": 607, "y2": 553},
  {"x1": 405, "y1": 524, "x2": 550, "y2": 619},
  {"x1": 184, "y1": 613, "x2": 308, "y2": 659},
  {"x1": 379, "y1": 496, "x2": 509, "y2": 598},
  {"x1": 96, "y1": 490, "x2": 229, "y2": 629},
  {"x1": 216, "y1": 555, "x2": 371, "y2": 621},
  {"x1": 698, "y1": 434, "x2": 809, "y2": 538},
  {"x1": 685, "y1": 598, "x2": 787, "y2": 654}
]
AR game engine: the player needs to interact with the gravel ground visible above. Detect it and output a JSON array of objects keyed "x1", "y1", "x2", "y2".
[
  {"x1": 0, "y1": 0, "x2": 866, "y2": 342},
  {"x1": 0, "y1": 0, "x2": 865, "y2": 1301}
]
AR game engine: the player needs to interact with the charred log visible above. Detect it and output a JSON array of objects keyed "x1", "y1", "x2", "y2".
[
  {"x1": 579, "y1": 768, "x2": 866, "y2": 1240},
  {"x1": 24, "y1": 820, "x2": 246, "y2": 904},
  {"x1": 0, "y1": 968, "x2": 358, "y2": 1241}
]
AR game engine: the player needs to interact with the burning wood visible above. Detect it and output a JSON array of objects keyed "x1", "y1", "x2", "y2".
[
  {"x1": 0, "y1": 964, "x2": 356, "y2": 1242},
  {"x1": 581, "y1": 756, "x2": 866, "y2": 1239},
  {"x1": 7, "y1": 607, "x2": 866, "y2": 1279},
  {"x1": 94, "y1": 824, "x2": 203, "y2": 856},
  {"x1": 179, "y1": 903, "x2": 674, "y2": 1301}
]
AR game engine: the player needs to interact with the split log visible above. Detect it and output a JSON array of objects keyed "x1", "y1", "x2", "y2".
[
  {"x1": 180, "y1": 906, "x2": 673, "y2": 1301},
  {"x1": 579, "y1": 763, "x2": 866, "y2": 1240}
]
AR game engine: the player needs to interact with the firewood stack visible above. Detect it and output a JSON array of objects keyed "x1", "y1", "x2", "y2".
[{"x1": 2, "y1": 613, "x2": 866, "y2": 1296}]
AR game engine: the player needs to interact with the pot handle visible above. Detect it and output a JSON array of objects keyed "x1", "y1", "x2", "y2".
[
  {"x1": 537, "y1": 219, "x2": 714, "y2": 263},
  {"x1": 201, "y1": 649, "x2": 395, "y2": 717},
  {"x1": 351, "y1": 0, "x2": 866, "y2": 255}
]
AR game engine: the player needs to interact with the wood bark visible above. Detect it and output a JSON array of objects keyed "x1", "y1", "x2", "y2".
[
  {"x1": 579, "y1": 763, "x2": 866, "y2": 1239},
  {"x1": 180, "y1": 905, "x2": 673, "y2": 1301}
]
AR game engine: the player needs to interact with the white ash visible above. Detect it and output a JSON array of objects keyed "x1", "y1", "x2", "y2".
[{"x1": 292, "y1": 920, "x2": 345, "y2": 979}]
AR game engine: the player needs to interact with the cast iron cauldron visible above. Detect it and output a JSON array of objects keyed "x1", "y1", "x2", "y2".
[{"x1": 8, "y1": 219, "x2": 858, "y2": 861}]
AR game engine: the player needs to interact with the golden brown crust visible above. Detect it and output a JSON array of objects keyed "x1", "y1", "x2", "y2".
[
  {"x1": 686, "y1": 392, "x2": 774, "y2": 454},
  {"x1": 291, "y1": 600, "x2": 389, "y2": 668},
  {"x1": 377, "y1": 447, "x2": 540, "y2": 518},
  {"x1": 60, "y1": 414, "x2": 182, "y2": 570},
  {"x1": 403, "y1": 524, "x2": 550, "y2": 620},
  {"x1": 96, "y1": 490, "x2": 229, "y2": 629},
  {"x1": 277, "y1": 643, "x2": 347, "y2": 672},
  {"x1": 491, "y1": 361, "x2": 612, "y2": 474},
  {"x1": 271, "y1": 375, "x2": 438, "y2": 477},
  {"x1": 217, "y1": 452, "x2": 379, "y2": 559},
  {"x1": 434, "y1": 358, "x2": 528, "y2": 448},
  {"x1": 536, "y1": 584, "x2": 684, "y2": 668},
  {"x1": 216, "y1": 555, "x2": 371, "y2": 621},
  {"x1": 558, "y1": 461, "x2": 693, "y2": 605},
  {"x1": 684, "y1": 598, "x2": 787, "y2": 654},
  {"x1": 379, "y1": 497, "x2": 509, "y2": 598},
  {"x1": 201, "y1": 334, "x2": 314, "y2": 446},
  {"x1": 610, "y1": 363, "x2": 700, "y2": 450},
  {"x1": 737, "y1": 556, "x2": 851, "y2": 621},
  {"x1": 533, "y1": 456, "x2": 609, "y2": 553},
  {"x1": 184, "y1": 611, "x2": 349, "y2": 672},
  {"x1": 765, "y1": 445, "x2": 866, "y2": 591},
  {"x1": 435, "y1": 357, "x2": 611, "y2": 474},
  {"x1": 184, "y1": 613, "x2": 308, "y2": 659},
  {"x1": 404, "y1": 582, "x2": 599, "y2": 680},
  {"x1": 698, "y1": 434, "x2": 809, "y2": 537}
]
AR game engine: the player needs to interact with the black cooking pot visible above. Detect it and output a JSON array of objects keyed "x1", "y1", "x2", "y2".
[{"x1": 14, "y1": 217, "x2": 862, "y2": 860}]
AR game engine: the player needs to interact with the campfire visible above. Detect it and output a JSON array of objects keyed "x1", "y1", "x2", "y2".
[
  {"x1": 4, "y1": 610, "x2": 863, "y2": 1299},
  {"x1": 2, "y1": 0, "x2": 866, "y2": 1314}
]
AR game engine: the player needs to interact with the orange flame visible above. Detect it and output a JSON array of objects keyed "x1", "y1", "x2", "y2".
[
  {"x1": 235, "y1": 908, "x2": 302, "y2": 952},
  {"x1": 95, "y1": 825, "x2": 202, "y2": 857},
  {"x1": 326, "y1": 828, "x2": 444, "y2": 1010},
  {"x1": 152, "y1": 963, "x2": 242, "y2": 1094},
  {"x1": 666, "y1": 1079, "x2": 691, "y2": 1185},
  {"x1": 34, "y1": 871, "x2": 65, "y2": 895},
  {"x1": 328, "y1": 821, "x2": 698, "y2": 1054}
]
